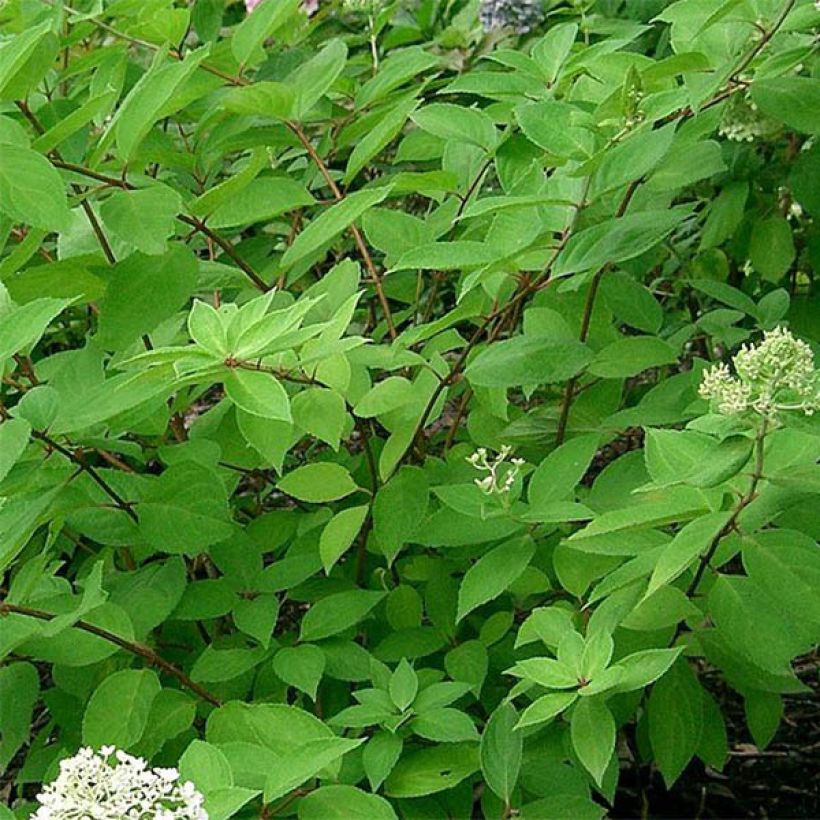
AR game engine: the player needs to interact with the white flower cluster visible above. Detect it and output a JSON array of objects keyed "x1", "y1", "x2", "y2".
[
  {"x1": 479, "y1": 0, "x2": 544, "y2": 34},
  {"x1": 718, "y1": 94, "x2": 776, "y2": 143},
  {"x1": 468, "y1": 445, "x2": 525, "y2": 496},
  {"x1": 34, "y1": 747, "x2": 207, "y2": 820},
  {"x1": 699, "y1": 327, "x2": 819, "y2": 418}
]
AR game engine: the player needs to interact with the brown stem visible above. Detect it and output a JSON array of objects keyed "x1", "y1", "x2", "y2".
[
  {"x1": 286, "y1": 121, "x2": 397, "y2": 340},
  {"x1": 32, "y1": 431, "x2": 138, "y2": 524},
  {"x1": 554, "y1": 178, "x2": 640, "y2": 445},
  {"x1": 0, "y1": 600, "x2": 222, "y2": 706},
  {"x1": 45, "y1": 158, "x2": 268, "y2": 292},
  {"x1": 686, "y1": 419, "x2": 768, "y2": 599}
]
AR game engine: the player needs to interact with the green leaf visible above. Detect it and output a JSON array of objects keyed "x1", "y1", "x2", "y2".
[
  {"x1": 384, "y1": 743, "x2": 480, "y2": 798},
  {"x1": 555, "y1": 207, "x2": 692, "y2": 276},
  {"x1": 743, "y1": 531, "x2": 820, "y2": 628},
  {"x1": 0, "y1": 662, "x2": 38, "y2": 770},
  {"x1": 0, "y1": 297, "x2": 69, "y2": 364},
  {"x1": 180, "y1": 739, "x2": 233, "y2": 793},
  {"x1": 389, "y1": 659, "x2": 419, "y2": 712},
  {"x1": 319, "y1": 505, "x2": 368, "y2": 574},
  {"x1": 466, "y1": 337, "x2": 592, "y2": 388},
  {"x1": 355, "y1": 47, "x2": 440, "y2": 108},
  {"x1": 647, "y1": 512, "x2": 730, "y2": 596},
  {"x1": 700, "y1": 181, "x2": 748, "y2": 250},
  {"x1": 96, "y1": 246, "x2": 198, "y2": 350},
  {"x1": 299, "y1": 589, "x2": 386, "y2": 642},
  {"x1": 221, "y1": 81, "x2": 295, "y2": 120},
  {"x1": 598, "y1": 271, "x2": 663, "y2": 334},
  {"x1": 412, "y1": 708, "x2": 478, "y2": 743},
  {"x1": 587, "y1": 336, "x2": 678, "y2": 378},
  {"x1": 111, "y1": 46, "x2": 208, "y2": 162},
  {"x1": 273, "y1": 645, "x2": 326, "y2": 699},
  {"x1": 648, "y1": 660, "x2": 703, "y2": 787},
  {"x1": 532, "y1": 23, "x2": 578, "y2": 83},
  {"x1": 0, "y1": 21, "x2": 55, "y2": 102},
  {"x1": 264, "y1": 737, "x2": 363, "y2": 803},
  {"x1": 208, "y1": 177, "x2": 315, "y2": 229},
  {"x1": 363, "y1": 731, "x2": 403, "y2": 791},
  {"x1": 411, "y1": 104, "x2": 497, "y2": 152},
  {"x1": 528, "y1": 434, "x2": 599, "y2": 508},
  {"x1": 391, "y1": 241, "x2": 500, "y2": 272},
  {"x1": 354, "y1": 376, "x2": 415, "y2": 418},
  {"x1": 281, "y1": 187, "x2": 391, "y2": 270},
  {"x1": 0, "y1": 418, "x2": 30, "y2": 484},
  {"x1": 99, "y1": 185, "x2": 182, "y2": 255},
  {"x1": 139, "y1": 462, "x2": 235, "y2": 554},
  {"x1": 231, "y1": 0, "x2": 300, "y2": 67},
  {"x1": 516, "y1": 101, "x2": 593, "y2": 160},
  {"x1": 748, "y1": 216, "x2": 795, "y2": 282},
  {"x1": 288, "y1": 39, "x2": 349, "y2": 118},
  {"x1": 480, "y1": 703, "x2": 523, "y2": 802},
  {"x1": 278, "y1": 463, "x2": 358, "y2": 503},
  {"x1": 613, "y1": 648, "x2": 682, "y2": 693},
  {"x1": 191, "y1": 646, "x2": 265, "y2": 682},
  {"x1": 292, "y1": 388, "x2": 347, "y2": 451},
  {"x1": 0, "y1": 144, "x2": 71, "y2": 231},
  {"x1": 345, "y1": 96, "x2": 419, "y2": 184},
  {"x1": 298, "y1": 785, "x2": 397, "y2": 820},
  {"x1": 372, "y1": 467, "x2": 428, "y2": 564},
  {"x1": 751, "y1": 77, "x2": 820, "y2": 134},
  {"x1": 82, "y1": 669, "x2": 161, "y2": 749},
  {"x1": 570, "y1": 696, "x2": 614, "y2": 786},
  {"x1": 457, "y1": 537, "x2": 535, "y2": 623},
  {"x1": 224, "y1": 368, "x2": 292, "y2": 422}
]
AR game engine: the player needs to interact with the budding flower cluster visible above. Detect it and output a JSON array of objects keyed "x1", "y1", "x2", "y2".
[
  {"x1": 467, "y1": 445, "x2": 525, "y2": 497},
  {"x1": 718, "y1": 94, "x2": 776, "y2": 143},
  {"x1": 699, "y1": 327, "x2": 819, "y2": 418},
  {"x1": 479, "y1": 0, "x2": 545, "y2": 34},
  {"x1": 33, "y1": 747, "x2": 207, "y2": 820}
]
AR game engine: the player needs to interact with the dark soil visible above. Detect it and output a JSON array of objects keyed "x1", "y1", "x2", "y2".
[{"x1": 612, "y1": 658, "x2": 820, "y2": 819}]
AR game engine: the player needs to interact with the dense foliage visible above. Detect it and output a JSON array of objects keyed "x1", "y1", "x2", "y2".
[{"x1": 1, "y1": 0, "x2": 819, "y2": 817}]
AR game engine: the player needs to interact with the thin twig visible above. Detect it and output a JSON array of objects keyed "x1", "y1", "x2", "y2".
[{"x1": 0, "y1": 601, "x2": 222, "y2": 706}]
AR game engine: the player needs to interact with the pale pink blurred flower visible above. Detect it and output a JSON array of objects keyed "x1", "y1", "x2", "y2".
[{"x1": 245, "y1": 0, "x2": 318, "y2": 14}]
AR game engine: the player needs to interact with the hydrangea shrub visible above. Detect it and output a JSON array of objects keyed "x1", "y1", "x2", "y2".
[{"x1": 0, "y1": 0, "x2": 818, "y2": 817}]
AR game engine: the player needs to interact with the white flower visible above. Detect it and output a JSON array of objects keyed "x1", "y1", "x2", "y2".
[
  {"x1": 33, "y1": 747, "x2": 207, "y2": 820},
  {"x1": 699, "y1": 327, "x2": 819, "y2": 418},
  {"x1": 467, "y1": 446, "x2": 524, "y2": 497}
]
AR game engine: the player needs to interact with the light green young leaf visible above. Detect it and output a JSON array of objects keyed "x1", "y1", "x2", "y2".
[{"x1": 224, "y1": 368, "x2": 292, "y2": 422}]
